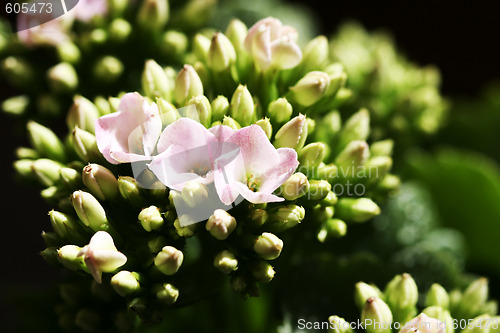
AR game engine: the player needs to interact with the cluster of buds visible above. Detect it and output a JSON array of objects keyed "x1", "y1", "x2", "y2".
[
  {"x1": 0, "y1": 0, "x2": 216, "y2": 120},
  {"x1": 12, "y1": 17, "x2": 400, "y2": 326},
  {"x1": 329, "y1": 22, "x2": 449, "y2": 146},
  {"x1": 328, "y1": 274, "x2": 498, "y2": 333}
]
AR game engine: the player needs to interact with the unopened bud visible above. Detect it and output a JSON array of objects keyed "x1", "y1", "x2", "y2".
[
  {"x1": 161, "y1": 30, "x2": 188, "y2": 59},
  {"x1": 111, "y1": 271, "x2": 141, "y2": 297},
  {"x1": 371, "y1": 140, "x2": 394, "y2": 157},
  {"x1": 385, "y1": 273, "x2": 418, "y2": 323},
  {"x1": 154, "y1": 246, "x2": 183, "y2": 275},
  {"x1": 118, "y1": 176, "x2": 146, "y2": 206},
  {"x1": 290, "y1": 71, "x2": 330, "y2": 107},
  {"x1": 72, "y1": 127, "x2": 101, "y2": 162},
  {"x1": 56, "y1": 42, "x2": 81, "y2": 64},
  {"x1": 355, "y1": 282, "x2": 383, "y2": 309},
  {"x1": 193, "y1": 33, "x2": 211, "y2": 62},
  {"x1": 249, "y1": 209, "x2": 269, "y2": 228},
  {"x1": 254, "y1": 232, "x2": 283, "y2": 260},
  {"x1": 211, "y1": 95, "x2": 230, "y2": 121},
  {"x1": 138, "y1": 206, "x2": 164, "y2": 232},
  {"x1": 268, "y1": 97, "x2": 293, "y2": 124},
  {"x1": 365, "y1": 156, "x2": 393, "y2": 182},
  {"x1": 1, "y1": 56, "x2": 33, "y2": 87},
  {"x1": 137, "y1": 0, "x2": 169, "y2": 31},
  {"x1": 307, "y1": 180, "x2": 331, "y2": 201},
  {"x1": 208, "y1": 32, "x2": 236, "y2": 71},
  {"x1": 255, "y1": 117, "x2": 272, "y2": 139},
  {"x1": 334, "y1": 140, "x2": 370, "y2": 171},
  {"x1": 267, "y1": 205, "x2": 305, "y2": 233},
  {"x1": 299, "y1": 142, "x2": 326, "y2": 168},
  {"x1": 57, "y1": 245, "x2": 86, "y2": 271},
  {"x1": 155, "y1": 283, "x2": 179, "y2": 305},
  {"x1": 49, "y1": 210, "x2": 86, "y2": 244},
  {"x1": 82, "y1": 164, "x2": 118, "y2": 201},
  {"x1": 109, "y1": 18, "x2": 132, "y2": 42},
  {"x1": 93, "y1": 56, "x2": 123, "y2": 83},
  {"x1": 315, "y1": 111, "x2": 342, "y2": 143},
  {"x1": 27, "y1": 121, "x2": 65, "y2": 161},
  {"x1": 214, "y1": 250, "x2": 238, "y2": 274},
  {"x1": 457, "y1": 277, "x2": 489, "y2": 318},
  {"x1": 426, "y1": 283, "x2": 450, "y2": 309},
  {"x1": 32, "y1": 158, "x2": 63, "y2": 187},
  {"x1": 336, "y1": 198, "x2": 380, "y2": 223},
  {"x1": 2, "y1": 95, "x2": 29, "y2": 116},
  {"x1": 47, "y1": 62, "x2": 78, "y2": 93},
  {"x1": 337, "y1": 109, "x2": 370, "y2": 151},
  {"x1": 186, "y1": 95, "x2": 212, "y2": 127},
  {"x1": 274, "y1": 114, "x2": 308, "y2": 150},
  {"x1": 328, "y1": 316, "x2": 353, "y2": 333},
  {"x1": 225, "y1": 19, "x2": 247, "y2": 52},
  {"x1": 361, "y1": 297, "x2": 393, "y2": 333},
  {"x1": 280, "y1": 172, "x2": 309, "y2": 201},
  {"x1": 230, "y1": 84, "x2": 255, "y2": 126},
  {"x1": 67, "y1": 96, "x2": 100, "y2": 133},
  {"x1": 181, "y1": 181, "x2": 209, "y2": 208},
  {"x1": 222, "y1": 115, "x2": 241, "y2": 130},
  {"x1": 250, "y1": 261, "x2": 275, "y2": 283},
  {"x1": 71, "y1": 190, "x2": 109, "y2": 231},
  {"x1": 301, "y1": 36, "x2": 329, "y2": 72},
  {"x1": 175, "y1": 65, "x2": 203, "y2": 105},
  {"x1": 206, "y1": 209, "x2": 237, "y2": 240},
  {"x1": 142, "y1": 60, "x2": 171, "y2": 100},
  {"x1": 422, "y1": 306, "x2": 453, "y2": 333}
]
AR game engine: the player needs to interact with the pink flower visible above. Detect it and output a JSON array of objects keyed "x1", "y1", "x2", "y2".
[
  {"x1": 148, "y1": 118, "x2": 235, "y2": 191},
  {"x1": 399, "y1": 314, "x2": 445, "y2": 333},
  {"x1": 78, "y1": 231, "x2": 127, "y2": 284},
  {"x1": 72, "y1": 0, "x2": 108, "y2": 22},
  {"x1": 244, "y1": 17, "x2": 302, "y2": 71},
  {"x1": 95, "y1": 92, "x2": 162, "y2": 164},
  {"x1": 214, "y1": 125, "x2": 299, "y2": 205},
  {"x1": 17, "y1": 11, "x2": 71, "y2": 47}
]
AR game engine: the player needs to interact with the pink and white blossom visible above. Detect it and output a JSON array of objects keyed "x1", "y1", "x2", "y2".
[
  {"x1": 17, "y1": 12, "x2": 71, "y2": 47},
  {"x1": 95, "y1": 92, "x2": 162, "y2": 164},
  {"x1": 244, "y1": 17, "x2": 302, "y2": 71}
]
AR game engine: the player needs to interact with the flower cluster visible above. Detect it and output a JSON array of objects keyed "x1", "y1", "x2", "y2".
[
  {"x1": 328, "y1": 273, "x2": 498, "y2": 333},
  {"x1": 11, "y1": 17, "x2": 401, "y2": 328}
]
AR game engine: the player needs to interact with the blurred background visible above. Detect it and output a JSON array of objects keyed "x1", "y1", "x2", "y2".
[{"x1": 1, "y1": 0, "x2": 500, "y2": 331}]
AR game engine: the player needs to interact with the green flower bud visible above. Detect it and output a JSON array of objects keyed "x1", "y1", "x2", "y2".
[
  {"x1": 154, "y1": 246, "x2": 184, "y2": 275},
  {"x1": 47, "y1": 62, "x2": 78, "y2": 92},
  {"x1": 328, "y1": 316, "x2": 354, "y2": 333},
  {"x1": 290, "y1": 71, "x2": 330, "y2": 107},
  {"x1": 93, "y1": 56, "x2": 123, "y2": 83},
  {"x1": 186, "y1": 95, "x2": 212, "y2": 127},
  {"x1": 32, "y1": 159, "x2": 63, "y2": 187},
  {"x1": 222, "y1": 115, "x2": 241, "y2": 130},
  {"x1": 320, "y1": 190, "x2": 338, "y2": 206},
  {"x1": 155, "y1": 283, "x2": 179, "y2": 305},
  {"x1": 41, "y1": 186, "x2": 65, "y2": 204},
  {"x1": 42, "y1": 231, "x2": 60, "y2": 248},
  {"x1": 56, "y1": 42, "x2": 81, "y2": 64},
  {"x1": 361, "y1": 297, "x2": 393, "y2": 333},
  {"x1": 111, "y1": 271, "x2": 141, "y2": 297},
  {"x1": 255, "y1": 117, "x2": 272, "y2": 139},
  {"x1": 137, "y1": 0, "x2": 169, "y2": 31},
  {"x1": 193, "y1": 33, "x2": 211, "y2": 62},
  {"x1": 230, "y1": 84, "x2": 255, "y2": 126},
  {"x1": 27, "y1": 121, "x2": 65, "y2": 161},
  {"x1": 211, "y1": 95, "x2": 230, "y2": 121},
  {"x1": 355, "y1": 282, "x2": 383, "y2": 309},
  {"x1": 254, "y1": 232, "x2": 283, "y2": 260},
  {"x1": 57, "y1": 245, "x2": 86, "y2": 271},
  {"x1": 274, "y1": 114, "x2": 308, "y2": 150},
  {"x1": 72, "y1": 127, "x2": 101, "y2": 162},
  {"x1": 82, "y1": 164, "x2": 119, "y2": 201},
  {"x1": 138, "y1": 206, "x2": 164, "y2": 232},
  {"x1": 337, "y1": 109, "x2": 370, "y2": 151},
  {"x1": 181, "y1": 181, "x2": 209, "y2": 208},
  {"x1": 267, "y1": 205, "x2": 305, "y2": 233},
  {"x1": 307, "y1": 180, "x2": 331, "y2": 201},
  {"x1": 371, "y1": 140, "x2": 394, "y2": 157},
  {"x1": 317, "y1": 218, "x2": 347, "y2": 242},
  {"x1": 118, "y1": 176, "x2": 146, "y2": 206},
  {"x1": 1, "y1": 56, "x2": 34, "y2": 87},
  {"x1": 299, "y1": 142, "x2": 326, "y2": 168},
  {"x1": 462, "y1": 315, "x2": 492, "y2": 333},
  {"x1": 175, "y1": 65, "x2": 204, "y2": 105},
  {"x1": 307, "y1": 118, "x2": 316, "y2": 135},
  {"x1": 214, "y1": 250, "x2": 238, "y2": 275},
  {"x1": 268, "y1": 97, "x2": 293, "y2": 124},
  {"x1": 334, "y1": 140, "x2": 370, "y2": 173},
  {"x1": 49, "y1": 210, "x2": 86, "y2": 244},
  {"x1": 250, "y1": 261, "x2": 275, "y2": 283},
  {"x1": 324, "y1": 63, "x2": 347, "y2": 96},
  {"x1": 2, "y1": 95, "x2": 29, "y2": 116},
  {"x1": 109, "y1": 18, "x2": 132, "y2": 42},
  {"x1": 67, "y1": 95, "x2": 100, "y2": 133},
  {"x1": 16, "y1": 147, "x2": 39, "y2": 160},
  {"x1": 336, "y1": 198, "x2": 381, "y2": 223},
  {"x1": 206, "y1": 209, "x2": 237, "y2": 240},
  {"x1": 225, "y1": 19, "x2": 247, "y2": 52},
  {"x1": 315, "y1": 110, "x2": 342, "y2": 143},
  {"x1": 249, "y1": 209, "x2": 269, "y2": 228},
  {"x1": 301, "y1": 35, "x2": 329, "y2": 72},
  {"x1": 457, "y1": 277, "x2": 489, "y2": 318},
  {"x1": 142, "y1": 60, "x2": 171, "y2": 100},
  {"x1": 385, "y1": 273, "x2": 418, "y2": 323},
  {"x1": 161, "y1": 30, "x2": 188, "y2": 58},
  {"x1": 94, "y1": 96, "x2": 111, "y2": 116},
  {"x1": 279, "y1": 172, "x2": 310, "y2": 201},
  {"x1": 174, "y1": 217, "x2": 197, "y2": 237},
  {"x1": 317, "y1": 164, "x2": 339, "y2": 184},
  {"x1": 377, "y1": 174, "x2": 401, "y2": 193},
  {"x1": 365, "y1": 156, "x2": 393, "y2": 182},
  {"x1": 75, "y1": 309, "x2": 101, "y2": 332},
  {"x1": 422, "y1": 306, "x2": 453, "y2": 333},
  {"x1": 208, "y1": 32, "x2": 236, "y2": 71},
  {"x1": 71, "y1": 190, "x2": 109, "y2": 231},
  {"x1": 426, "y1": 283, "x2": 450, "y2": 309},
  {"x1": 156, "y1": 98, "x2": 179, "y2": 126},
  {"x1": 481, "y1": 301, "x2": 498, "y2": 316}
]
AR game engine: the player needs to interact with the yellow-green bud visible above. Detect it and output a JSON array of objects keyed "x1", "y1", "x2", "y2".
[
  {"x1": 193, "y1": 33, "x2": 211, "y2": 62},
  {"x1": 371, "y1": 140, "x2": 394, "y2": 157},
  {"x1": 249, "y1": 209, "x2": 269, "y2": 228},
  {"x1": 208, "y1": 32, "x2": 236, "y2": 71},
  {"x1": 181, "y1": 181, "x2": 209, "y2": 208},
  {"x1": 274, "y1": 114, "x2": 308, "y2": 150},
  {"x1": 1, "y1": 56, "x2": 34, "y2": 87},
  {"x1": 301, "y1": 35, "x2": 329, "y2": 72},
  {"x1": 154, "y1": 246, "x2": 183, "y2": 275},
  {"x1": 82, "y1": 164, "x2": 119, "y2": 201},
  {"x1": 457, "y1": 277, "x2": 489, "y2": 318},
  {"x1": 365, "y1": 156, "x2": 393, "y2": 182},
  {"x1": 280, "y1": 172, "x2": 310, "y2": 201},
  {"x1": 111, "y1": 271, "x2": 141, "y2": 297},
  {"x1": 250, "y1": 261, "x2": 275, "y2": 283},
  {"x1": 16, "y1": 147, "x2": 38, "y2": 160},
  {"x1": 206, "y1": 209, "x2": 237, "y2": 240},
  {"x1": 355, "y1": 283, "x2": 383, "y2": 309},
  {"x1": 213, "y1": 250, "x2": 238, "y2": 275},
  {"x1": 230, "y1": 84, "x2": 255, "y2": 126},
  {"x1": 225, "y1": 19, "x2": 247, "y2": 52},
  {"x1": 422, "y1": 306, "x2": 453, "y2": 333},
  {"x1": 385, "y1": 273, "x2": 418, "y2": 323},
  {"x1": 118, "y1": 176, "x2": 146, "y2": 206},
  {"x1": 175, "y1": 65, "x2": 204, "y2": 105},
  {"x1": 109, "y1": 18, "x2": 132, "y2": 42},
  {"x1": 317, "y1": 218, "x2": 347, "y2": 242},
  {"x1": 337, "y1": 109, "x2": 370, "y2": 151},
  {"x1": 67, "y1": 95, "x2": 100, "y2": 133},
  {"x1": 56, "y1": 42, "x2": 81, "y2": 64},
  {"x1": 211, "y1": 95, "x2": 230, "y2": 121},
  {"x1": 155, "y1": 283, "x2": 179, "y2": 305},
  {"x1": 137, "y1": 0, "x2": 169, "y2": 31},
  {"x1": 255, "y1": 117, "x2": 272, "y2": 139},
  {"x1": 334, "y1": 140, "x2": 370, "y2": 172},
  {"x1": 2, "y1": 95, "x2": 29, "y2": 116},
  {"x1": 290, "y1": 71, "x2": 330, "y2": 107},
  {"x1": 362, "y1": 297, "x2": 393, "y2": 333},
  {"x1": 93, "y1": 56, "x2": 123, "y2": 83},
  {"x1": 27, "y1": 121, "x2": 66, "y2": 161},
  {"x1": 186, "y1": 95, "x2": 212, "y2": 127},
  {"x1": 71, "y1": 190, "x2": 109, "y2": 231},
  {"x1": 299, "y1": 142, "x2": 326, "y2": 168},
  {"x1": 142, "y1": 59, "x2": 171, "y2": 100},
  {"x1": 267, "y1": 205, "x2": 305, "y2": 233},
  {"x1": 222, "y1": 115, "x2": 241, "y2": 130},
  {"x1": 49, "y1": 210, "x2": 86, "y2": 244},
  {"x1": 32, "y1": 159, "x2": 63, "y2": 187},
  {"x1": 57, "y1": 245, "x2": 86, "y2": 271},
  {"x1": 426, "y1": 283, "x2": 450, "y2": 309},
  {"x1": 161, "y1": 30, "x2": 188, "y2": 58},
  {"x1": 336, "y1": 198, "x2": 380, "y2": 223},
  {"x1": 328, "y1": 316, "x2": 354, "y2": 333},
  {"x1": 72, "y1": 127, "x2": 101, "y2": 162},
  {"x1": 268, "y1": 97, "x2": 293, "y2": 124},
  {"x1": 307, "y1": 180, "x2": 332, "y2": 201},
  {"x1": 47, "y1": 62, "x2": 78, "y2": 93},
  {"x1": 138, "y1": 206, "x2": 164, "y2": 232},
  {"x1": 254, "y1": 232, "x2": 283, "y2": 260}
]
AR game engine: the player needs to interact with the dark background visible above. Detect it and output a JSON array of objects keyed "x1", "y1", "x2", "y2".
[{"x1": 1, "y1": 0, "x2": 500, "y2": 330}]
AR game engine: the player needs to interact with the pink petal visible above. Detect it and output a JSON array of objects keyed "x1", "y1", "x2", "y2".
[
  {"x1": 270, "y1": 37, "x2": 303, "y2": 70},
  {"x1": 213, "y1": 153, "x2": 246, "y2": 205},
  {"x1": 157, "y1": 118, "x2": 216, "y2": 154},
  {"x1": 251, "y1": 26, "x2": 272, "y2": 71},
  {"x1": 231, "y1": 182, "x2": 284, "y2": 204},
  {"x1": 258, "y1": 148, "x2": 299, "y2": 193},
  {"x1": 209, "y1": 125, "x2": 235, "y2": 142}
]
